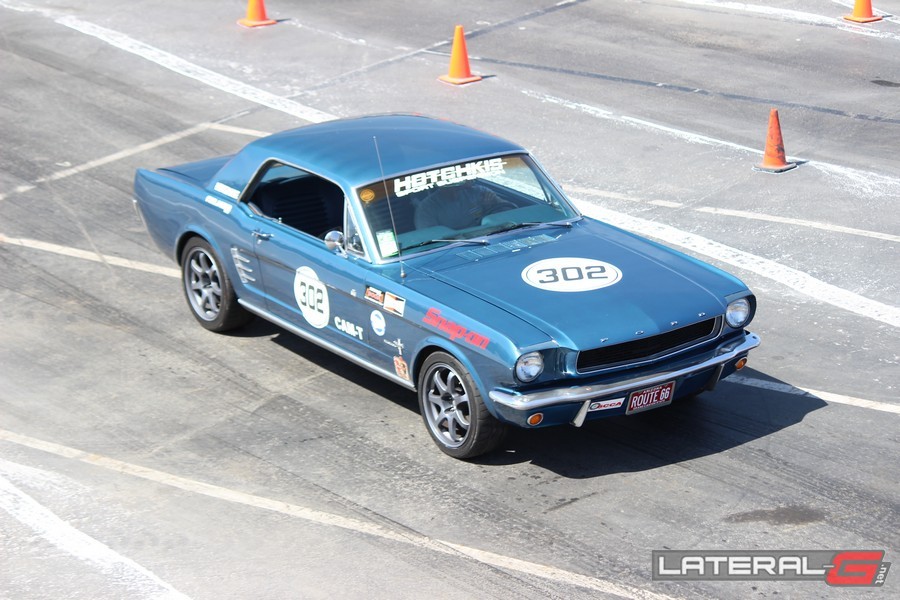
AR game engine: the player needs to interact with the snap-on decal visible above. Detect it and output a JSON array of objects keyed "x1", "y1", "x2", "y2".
[{"x1": 422, "y1": 308, "x2": 490, "y2": 350}]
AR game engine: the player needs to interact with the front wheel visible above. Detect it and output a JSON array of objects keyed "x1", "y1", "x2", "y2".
[
  {"x1": 180, "y1": 237, "x2": 251, "y2": 332},
  {"x1": 418, "y1": 352, "x2": 507, "y2": 459}
]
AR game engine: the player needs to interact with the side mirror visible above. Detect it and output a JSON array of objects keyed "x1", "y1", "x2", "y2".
[{"x1": 324, "y1": 230, "x2": 345, "y2": 253}]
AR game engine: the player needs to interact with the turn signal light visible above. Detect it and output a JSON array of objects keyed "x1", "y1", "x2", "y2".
[
  {"x1": 527, "y1": 413, "x2": 544, "y2": 426},
  {"x1": 735, "y1": 357, "x2": 748, "y2": 370}
]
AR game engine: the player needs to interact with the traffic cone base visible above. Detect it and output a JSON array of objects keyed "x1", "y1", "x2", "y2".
[
  {"x1": 238, "y1": 17, "x2": 277, "y2": 27},
  {"x1": 844, "y1": 0, "x2": 882, "y2": 22},
  {"x1": 755, "y1": 108, "x2": 796, "y2": 173},
  {"x1": 439, "y1": 25, "x2": 482, "y2": 86},
  {"x1": 439, "y1": 73, "x2": 483, "y2": 85},
  {"x1": 238, "y1": 0, "x2": 277, "y2": 28},
  {"x1": 844, "y1": 14, "x2": 882, "y2": 23},
  {"x1": 754, "y1": 161, "x2": 797, "y2": 174}
]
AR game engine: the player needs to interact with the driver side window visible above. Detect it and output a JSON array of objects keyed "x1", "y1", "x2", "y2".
[{"x1": 246, "y1": 162, "x2": 344, "y2": 239}]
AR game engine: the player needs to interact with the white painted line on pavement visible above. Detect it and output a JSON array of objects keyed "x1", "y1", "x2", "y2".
[
  {"x1": 53, "y1": 17, "x2": 337, "y2": 124},
  {"x1": 574, "y1": 201, "x2": 900, "y2": 329},
  {"x1": 568, "y1": 187, "x2": 900, "y2": 243},
  {"x1": 208, "y1": 123, "x2": 270, "y2": 138},
  {"x1": 568, "y1": 187, "x2": 686, "y2": 208},
  {"x1": 34, "y1": 123, "x2": 214, "y2": 185},
  {"x1": 694, "y1": 206, "x2": 900, "y2": 243},
  {"x1": 526, "y1": 91, "x2": 767, "y2": 156},
  {"x1": 0, "y1": 123, "x2": 213, "y2": 203},
  {"x1": 0, "y1": 471, "x2": 191, "y2": 600},
  {"x1": 530, "y1": 91, "x2": 900, "y2": 200},
  {"x1": 671, "y1": 0, "x2": 900, "y2": 40},
  {"x1": 725, "y1": 375, "x2": 900, "y2": 415},
  {"x1": 0, "y1": 429, "x2": 680, "y2": 600},
  {"x1": 0, "y1": 1, "x2": 336, "y2": 123},
  {"x1": 0, "y1": 233, "x2": 180, "y2": 278},
  {"x1": 0, "y1": 122, "x2": 265, "y2": 204},
  {"x1": 0, "y1": 184, "x2": 36, "y2": 202}
]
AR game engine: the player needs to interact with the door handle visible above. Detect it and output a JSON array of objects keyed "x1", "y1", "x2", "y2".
[{"x1": 252, "y1": 230, "x2": 273, "y2": 242}]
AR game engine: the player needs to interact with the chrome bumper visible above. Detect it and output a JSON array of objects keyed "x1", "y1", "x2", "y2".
[{"x1": 489, "y1": 332, "x2": 760, "y2": 413}]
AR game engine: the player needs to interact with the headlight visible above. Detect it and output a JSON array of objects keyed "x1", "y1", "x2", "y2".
[
  {"x1": 725, "y1": 298, "x2": 751, "y2": 328},
  {"x1": 515, "y1": 352, "x2": 544, "y2": 382}
]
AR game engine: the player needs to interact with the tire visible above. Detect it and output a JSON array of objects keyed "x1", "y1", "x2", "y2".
[
  {"x1": 180, "y1": 237, "x2": 251, "y2": 332},
  {"x1": 418, "y1": 352, "x2": 507, "y2": 459}
]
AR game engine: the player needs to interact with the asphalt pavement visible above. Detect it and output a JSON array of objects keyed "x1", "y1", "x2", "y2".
[{"x1": 1, "y1": 1, "x2": 898, "y2": 598}]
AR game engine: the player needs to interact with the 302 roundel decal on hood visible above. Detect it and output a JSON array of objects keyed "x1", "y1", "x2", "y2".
[
  {"x1": 133, "y1": 114, "x2": 759, "y2": 459},
  {"x1": 521, "y1": 257, "x2": 623, "y2": 292}
]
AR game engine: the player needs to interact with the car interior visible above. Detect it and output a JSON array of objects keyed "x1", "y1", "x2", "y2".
[{"x1": 247, "y1": 164, "x2": 344, "y2": 238}]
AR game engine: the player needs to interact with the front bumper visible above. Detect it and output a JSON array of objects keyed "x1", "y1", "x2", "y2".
[{"x1": 488, "y1": 332, "x2": 760, "y2": 425}]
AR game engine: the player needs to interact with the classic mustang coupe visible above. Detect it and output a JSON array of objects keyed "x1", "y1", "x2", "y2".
[{"x1": 134, "y1": 114, "x2": 759, "y2": 458}]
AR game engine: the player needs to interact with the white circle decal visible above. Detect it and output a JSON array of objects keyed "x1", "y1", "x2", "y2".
[
  {"x1": 370, "y1": 310, "x2": 386, "y2": 336},
  {"x1": 521, "y1": 257, "x2": 622, "y2": 292},
  {"x1": 293, "y1": 266, "x2": 329, "y2": 328}
]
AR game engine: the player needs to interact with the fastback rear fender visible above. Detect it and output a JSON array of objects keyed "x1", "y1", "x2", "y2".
[
  {"x1": 135, "y1": 166, "x2": 270, "y2": 312},
  {"x1": 134, "y1": 168, "x2": 213, "y2": 262}
]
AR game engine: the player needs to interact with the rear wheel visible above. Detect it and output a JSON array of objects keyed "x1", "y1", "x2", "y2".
[
  {"x1": 181, "y1": 237, "x2": 251, "y2": 332},
  {"x1": 418, "y1": 352, "x2": 507, "y2": 459}
]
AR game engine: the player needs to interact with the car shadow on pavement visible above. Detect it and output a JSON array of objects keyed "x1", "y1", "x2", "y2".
[
  {"x1": 239, "y1": 322, "x2": 826, "y2": 478},
  {"x1": 476, "y1": 367, "x2": 828, "y2": 477},
  {"x1": 256, "y1": 324, "x2": 422, "y2": 407}
]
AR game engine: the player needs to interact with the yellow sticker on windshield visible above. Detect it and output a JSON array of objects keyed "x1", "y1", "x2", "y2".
[{"x1": 359, "y1": 188, "x2": 375, "y2": 202}]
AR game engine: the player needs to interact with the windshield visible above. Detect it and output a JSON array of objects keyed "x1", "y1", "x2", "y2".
[{"x1": 356, "y1": 154, "x2": 579, "y2": 260}]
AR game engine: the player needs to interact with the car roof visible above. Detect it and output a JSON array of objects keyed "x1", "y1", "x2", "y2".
[{"x1": 236, "y1": 114, "x2": 526, "y2": 189}]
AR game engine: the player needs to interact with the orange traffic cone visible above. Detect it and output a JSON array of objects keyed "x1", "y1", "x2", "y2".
[
  {"x1": 844, "y1": 0, "x2": 882, "y2": 23},
  {"x1": 756, "y1": 109, "x2": 797, "y2": 173},
  {"x1": 238, "y1": 0, "x2": 277, "y2": 28},
  {"x1": 439, "y1": 26, "x2": 482, "y2": 85}
]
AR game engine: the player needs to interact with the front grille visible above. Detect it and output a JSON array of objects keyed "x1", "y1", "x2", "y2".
[{"x1": 576, "y1": 318, "x2": 720, "y2": 372}]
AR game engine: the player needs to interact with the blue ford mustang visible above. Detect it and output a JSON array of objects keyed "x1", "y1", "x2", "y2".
[{"x1": 134, "y1": 115, "x2": 759, "y2": 459}]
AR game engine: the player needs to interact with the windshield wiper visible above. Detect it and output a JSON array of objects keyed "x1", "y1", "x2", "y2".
[
  {"x1": 484, "y1": 219, "x2": 576, "y2": 236},
  {"x1": 400, "y1": 237, "x2": 489, "y2": 252}
]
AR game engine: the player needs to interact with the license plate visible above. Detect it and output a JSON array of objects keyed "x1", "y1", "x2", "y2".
[{"x1": 626, "y1": 381, "x2": 676, "y2": 415}]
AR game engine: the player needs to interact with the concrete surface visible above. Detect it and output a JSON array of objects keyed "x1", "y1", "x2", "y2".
[{"x1": 1, "y1": 1, "x2": 898, "y2": 598}]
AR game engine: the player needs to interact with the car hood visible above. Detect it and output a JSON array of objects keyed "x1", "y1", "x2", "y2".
[{"x1": 407, "y1": 219, "x2": 747, "y2": 350}]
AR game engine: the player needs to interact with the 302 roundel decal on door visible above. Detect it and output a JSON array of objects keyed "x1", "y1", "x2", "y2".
[
  {"x1": 293, "y1": 266, "x2": 329, "y2": 328},
  {"x1": 521, "y1": 257, "x2": 622, "y2": 292}
]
